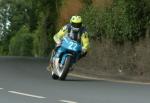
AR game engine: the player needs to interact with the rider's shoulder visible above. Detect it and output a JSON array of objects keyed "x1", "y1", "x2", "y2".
[
  {"x1": 60, "y1": 25, "x2": 69, "y2": 33},
  {"x1": 61, "y1": 24, "x2": 71, "y2": 31}
]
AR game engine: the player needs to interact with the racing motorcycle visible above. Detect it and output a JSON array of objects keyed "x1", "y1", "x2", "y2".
[{"x1": 49, "y1": 36, "x2": 82, "y2": 80}]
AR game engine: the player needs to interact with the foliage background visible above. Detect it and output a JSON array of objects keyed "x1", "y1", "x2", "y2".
[{"x1": 0, "y1": 0, "x2": 149, "y2": 56}]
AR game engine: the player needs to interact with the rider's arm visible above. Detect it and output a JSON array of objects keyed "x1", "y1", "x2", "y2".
[
  {"x1": 53, "y1": 25, "x2": 68, "y2": 44},
  {"x1": 81, "y1": 32, "x2": 90, "y2": 52}
]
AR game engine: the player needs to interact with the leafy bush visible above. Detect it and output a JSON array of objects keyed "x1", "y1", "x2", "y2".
[
  {"x1": 32, "y1": 25, "x2": 45, "y2": 57},
  {"x1": 80, "y1": 0, "x2": 150, "y2": 42},
  {"x1": 32, "y1": 14, "x2": 55, "y2": 57},
  {"x1": 9, "y1": 26, "x2": 33, "y2": 56}
]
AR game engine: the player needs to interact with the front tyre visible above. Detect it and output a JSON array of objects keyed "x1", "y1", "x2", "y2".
[
  {"x1": 59, "y1": 56, "x2": 71, "y2": 80},
  {"x1": 51, "y1": 71, "x2": 59, "y2": 80},
  {"x1": 50, "y1": 49, "x2": 59, "y2": 80}
]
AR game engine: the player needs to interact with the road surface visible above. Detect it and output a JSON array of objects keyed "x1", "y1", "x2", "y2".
[{"x1": 0, "y1": 57, "x2": 150, "y2": 103}]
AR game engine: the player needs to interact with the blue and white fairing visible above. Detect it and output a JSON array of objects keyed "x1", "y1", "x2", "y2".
[
  {"x1": 61, "y1": 36, "x2": 82, "y2": 52},
  {"x1": 57, "y1": 36, "x2": 82, "y2": 65}
]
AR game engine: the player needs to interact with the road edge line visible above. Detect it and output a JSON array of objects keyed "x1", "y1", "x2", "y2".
[
  {"x1": 69, "y1": 73, "x2": 150, "y2": 85},
  {"x1": 59, "y1": 100, "x2": 78, "y2": 103}
]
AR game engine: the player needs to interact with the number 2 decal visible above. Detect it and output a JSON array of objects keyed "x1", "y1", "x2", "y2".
[{"x1": 69, "y1": 42, "x2": 77, "y2": 50}]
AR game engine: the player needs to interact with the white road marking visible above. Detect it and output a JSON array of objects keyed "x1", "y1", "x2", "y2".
[
  {"x1": 0, "y1": 88, "x2": 4, "y2": 90},
  {"x1": 69, "y1": 73, "x2": 150, "y2": 85},
  {"x1": 59, "y1": 100, "x2": 78, "y2": 103},
  {"x1": 8, "y1": 91, "x2": 46, "y2": 99}
]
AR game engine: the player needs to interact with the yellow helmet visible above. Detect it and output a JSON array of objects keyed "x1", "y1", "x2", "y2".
[{"x1": 70, "y1": 16, "x2": 82, "y2": 28}]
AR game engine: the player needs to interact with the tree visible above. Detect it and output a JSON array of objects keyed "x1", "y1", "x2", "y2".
[
  {"x1": 32, "y1": 0, "x2": 62, "y2": 56},
  {"x1": 0, "y1": 0, "x2": 38, "y2": 55},
  {"x1": 80, "y1": 0, "x2": 150, "y2": 42},
  {"x1": 0, "y1": 0, "x2": 63, "y2": 56},
  {"x1": 0, "y1": 0, "x2": 12, "y2": 55},
  {"x1": 9, "y1": 26, "x2": 33, "y2": 56}
]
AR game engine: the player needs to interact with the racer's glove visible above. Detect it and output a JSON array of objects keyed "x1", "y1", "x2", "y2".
[
  {"x1": 54, "y1": 41, "x2": 61, "y2": 51},
  {"x1": 82, "y1": 47, "x2": 87, "y2": 53},
  {"x1": 56, "y1": 40, "x2": 61, "y2": 47}
]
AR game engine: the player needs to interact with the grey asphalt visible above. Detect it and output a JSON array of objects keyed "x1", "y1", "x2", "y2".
[{"x1": 0, "y1": 57, "x2": 150, "y2": 103}]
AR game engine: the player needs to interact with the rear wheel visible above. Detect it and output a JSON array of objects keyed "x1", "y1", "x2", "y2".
[{"x1": 59, "y1": 56, "x2": 71, "y2": 80}]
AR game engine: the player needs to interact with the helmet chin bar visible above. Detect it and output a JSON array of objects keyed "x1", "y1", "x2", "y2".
[{"x1": 71, "y1": 26, "x2": 80, "y2": 32}]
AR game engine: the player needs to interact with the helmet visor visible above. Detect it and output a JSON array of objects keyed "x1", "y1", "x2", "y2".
[{"x1": 71, "y1": 22, "x2": 82, "y2": 28}]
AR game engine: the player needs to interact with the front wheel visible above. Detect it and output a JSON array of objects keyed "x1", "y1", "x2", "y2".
[
  {"x1": 50, "y1": 49, "x2": 59, "y2": 80},
  {"x1": 51, "y1": 71, "x2": 59, "y2": 80},
  {"x1": 59, "y1": 56, "x2": 71, "y2": 80}
]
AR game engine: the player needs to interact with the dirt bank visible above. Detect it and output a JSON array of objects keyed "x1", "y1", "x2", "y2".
[{"x1": 74, "y1": 34, "x2": 150, "y2": 82}]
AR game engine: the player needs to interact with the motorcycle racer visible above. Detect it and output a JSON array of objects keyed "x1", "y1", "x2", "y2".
[
  {"x1": 47, "y1": 15, "x2": 90, "y2": 72},
  {"x1": 54, "y1": 15, "x2": 90, "y2": 58}
]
